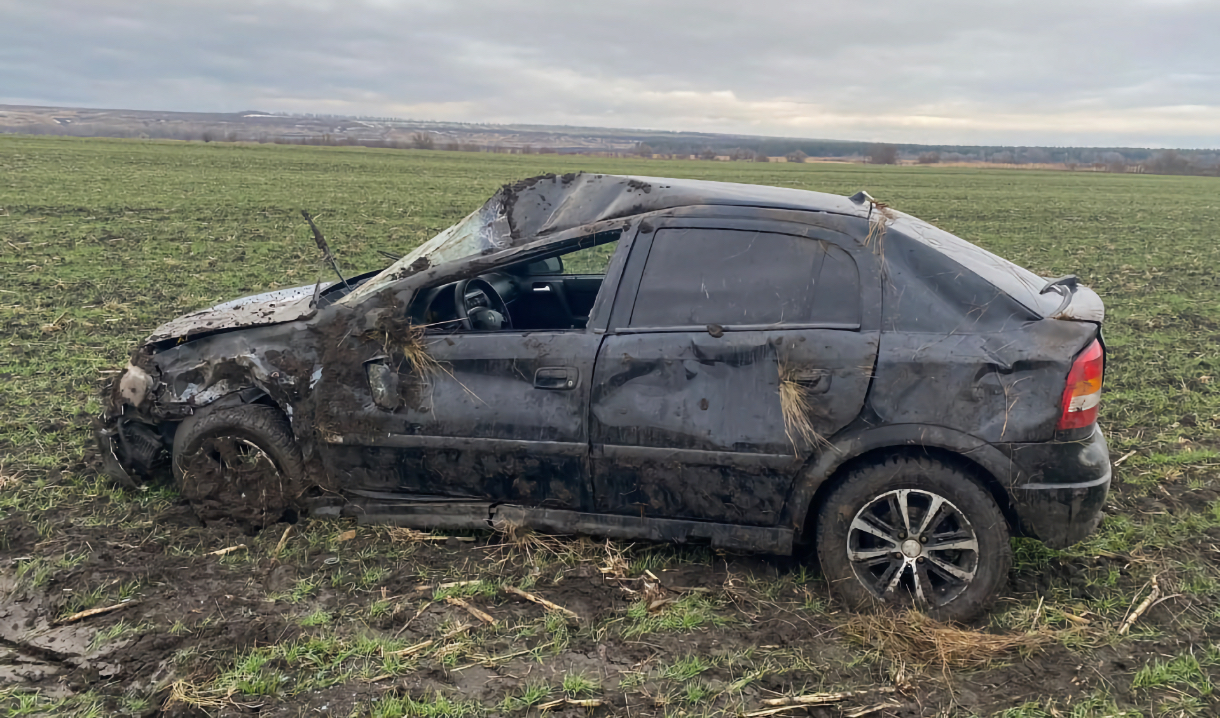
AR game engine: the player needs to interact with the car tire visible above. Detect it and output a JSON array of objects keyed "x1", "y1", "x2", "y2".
[
  {"x1": 815, "y1": 454, "x2": 1011, "y2": 622},
  {"x1": 172, "y1": 404, "x2": 305, "y2": 530}
]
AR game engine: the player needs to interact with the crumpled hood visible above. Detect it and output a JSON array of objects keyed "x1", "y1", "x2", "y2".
[{"x1": 147, "y1": 284, "x2": 330, "y2": 343}]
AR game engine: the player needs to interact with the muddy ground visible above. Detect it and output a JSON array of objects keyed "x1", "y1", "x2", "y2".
[{"x1": 3, "y1": 450, "x2": 1219, "y2": 717}]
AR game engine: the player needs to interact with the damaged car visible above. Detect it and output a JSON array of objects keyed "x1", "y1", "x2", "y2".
[{"x1": 99, "y1": 173, "x2": 1109, "y2": 620}]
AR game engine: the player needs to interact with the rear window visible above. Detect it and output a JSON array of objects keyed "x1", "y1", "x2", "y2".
[{"x1": 629, "y1": 228, "x2": 860, "y2": 328}]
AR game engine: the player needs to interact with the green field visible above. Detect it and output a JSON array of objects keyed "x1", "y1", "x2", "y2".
[{"x1": 2, "y1": 136, "x2": 1220, "y2": 717}]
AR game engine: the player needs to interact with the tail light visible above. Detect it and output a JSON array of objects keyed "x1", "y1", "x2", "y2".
[{"x1": 1057, "y1": 339, "x2": 1104, "y2": 430}]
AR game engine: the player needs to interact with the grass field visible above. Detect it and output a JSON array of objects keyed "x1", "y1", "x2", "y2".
[{"x1": 2, "y1": 136, "x2": 1220, "y2": 717}]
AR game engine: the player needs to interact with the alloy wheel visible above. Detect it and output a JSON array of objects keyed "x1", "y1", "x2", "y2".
[{"x1": 846, "y1": 488, "x2": 980, "y2": 607}]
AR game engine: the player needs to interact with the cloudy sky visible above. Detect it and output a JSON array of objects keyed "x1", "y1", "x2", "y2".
[{"x1": 1, "y1": 0, "x2": 1217, "y2": 147}]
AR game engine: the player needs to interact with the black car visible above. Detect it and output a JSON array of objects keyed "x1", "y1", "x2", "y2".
[{"x1": 99, "y1": 173, "x2": 1109, "y2": 620}]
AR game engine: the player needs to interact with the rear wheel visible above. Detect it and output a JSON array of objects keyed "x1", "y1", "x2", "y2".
[
  {"x1": 815, "y1": 454, "x2": 1011, "y2": 622},
  {"x1": 172, "y1": 404, "x2": 304, "y2": 530}
]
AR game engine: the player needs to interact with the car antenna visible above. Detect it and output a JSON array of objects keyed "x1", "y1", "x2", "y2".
[
  {"x1": 301, "y1": 210, "x2": 350, "y2": 290},
  {"x1": 849, "y1": 190, "x2": 877, "y2": 222}
]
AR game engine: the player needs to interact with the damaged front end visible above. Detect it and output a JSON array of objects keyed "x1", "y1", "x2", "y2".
[
  {"x1": 96, "y1": 283, "x2": 329, "y2": 488},
  {"x1": 97, "y1": 350, "x2": 170, "y2": 487}
]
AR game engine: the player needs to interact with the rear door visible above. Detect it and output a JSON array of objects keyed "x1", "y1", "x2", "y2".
[{"x1": 590, "y1": 219, "x2": 880, "y2": 526}]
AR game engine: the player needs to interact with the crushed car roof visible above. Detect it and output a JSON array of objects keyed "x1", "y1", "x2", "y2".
[
  {"x1": 490, "y1": 173, "x2": 872, "y2": 239},
  {"x1": 342, "y1": 173, "x2": 872, "y2": 303}
]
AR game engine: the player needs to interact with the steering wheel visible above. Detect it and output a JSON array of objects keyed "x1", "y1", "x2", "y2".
[{"x1": 453, "y1": 278, "x2": 512, "y2": 331}]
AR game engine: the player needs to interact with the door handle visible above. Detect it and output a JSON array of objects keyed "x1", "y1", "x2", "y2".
[
  {"x1": 788, "y1": 369, "x2": 832, "y2": 394},
  {"x1": 534, "y1": 366, "x2": 577, "y2": 390}
]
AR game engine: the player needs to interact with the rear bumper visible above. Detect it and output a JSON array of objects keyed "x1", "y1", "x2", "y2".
[{"x1": 1004, "y1": 427, "x2": 1111, "y2": 548}]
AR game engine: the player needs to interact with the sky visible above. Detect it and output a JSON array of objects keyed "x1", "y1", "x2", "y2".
[{"x1": 1, "y1": 0, "x2": 1217, "y2": 148}]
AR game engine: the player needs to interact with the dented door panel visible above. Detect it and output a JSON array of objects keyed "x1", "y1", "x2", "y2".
[
  {"x1": 326, "y1": 331, "x2": 601, "y2": 509},
  {"x1": 590, "y1": 329, "x2": 878, "y2": 525}
]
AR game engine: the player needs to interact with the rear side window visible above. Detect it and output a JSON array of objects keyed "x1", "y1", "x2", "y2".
[{"x1": 629, "y1": 228, "x2": 860, "y2": 327}]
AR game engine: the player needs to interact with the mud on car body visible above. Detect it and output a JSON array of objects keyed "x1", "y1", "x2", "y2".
[{"x1": 98, "y1": 174, "x2": 1109, "y2": 620}]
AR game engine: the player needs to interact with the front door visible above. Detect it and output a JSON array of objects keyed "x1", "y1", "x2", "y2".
[
  {"x1": 382, "y1": 331, "x2": 600, "y2": 508},
  {"x1": 590, "y1": 222, "x2": 880, "y2": 526},
  {"x1": 321, "y1": 231, "x2": 629, "y2": 510}
]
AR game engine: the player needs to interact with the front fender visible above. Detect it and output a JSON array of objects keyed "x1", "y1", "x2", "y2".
[
  {"x1": 156, "y1": 352, "x2": 279, "y2": 411},
  {"x1": 780, "y1": 423, "x2": 1025, "y2": 536},
  {"x1": 148, "y1": 321, "x2": 323, "y2": 414}
]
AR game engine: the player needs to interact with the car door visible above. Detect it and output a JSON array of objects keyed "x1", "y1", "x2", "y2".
[
  {"x1": 589, "y1": 219, "x2": 880, "y2": 526},
  {"x1": 321, "y1": 231, "x2": 632, "y2": 511},
  {"x1": 377, "y1": 330, "x2": 602, "y2": 509}
]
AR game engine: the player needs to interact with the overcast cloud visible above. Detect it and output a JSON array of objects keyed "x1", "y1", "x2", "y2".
[{"x1": 1, "y1": 0, "x2": 1217, "y2": 147}]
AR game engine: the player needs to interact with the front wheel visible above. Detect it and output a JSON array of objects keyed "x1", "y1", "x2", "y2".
[
  {"x1": 172, "y1": 404, "x2": 305, "y2": 530},
  {"x1": 815, "y1": 454, "x2": 1011, "y2": 622}
]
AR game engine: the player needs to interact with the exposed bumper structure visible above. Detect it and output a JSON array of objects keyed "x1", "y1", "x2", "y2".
[
  {"x1": 95, "y1": 416, "x2": 168, "y2": 489},
  {"x1": 98, "y1": 359, "x2": 174, "y2": 488},
  {"x1": 96, "y1": 425, "x2": 133, "y2": 487},
  {"x1": 1005, "y1": 426, "x2": 1111, "y2": 548}
]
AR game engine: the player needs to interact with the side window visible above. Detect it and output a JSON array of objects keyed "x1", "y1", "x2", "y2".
[
  {"x1": 629, "y1": 228, "x2": 860, "y2": 328},
  {"x1": 562, "y1": 244, "x2": 616, "y2": 275},
  {"x1": 811, "y1": 244, "x2": 861, "y2": 326}
]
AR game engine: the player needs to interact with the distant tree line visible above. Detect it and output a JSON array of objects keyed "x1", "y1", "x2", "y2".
[
  {"x1": 635, "y1": 138, "x2": 1220, "y2": 176},
  {"x1": 3, "y1": 122, "x2": 1217, "y2": 176}
]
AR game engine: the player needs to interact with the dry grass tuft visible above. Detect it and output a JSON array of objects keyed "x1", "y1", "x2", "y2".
[
  {"x1": 597, "y1": 540, "x2": 631, "y2": 580},
  {"x1": 864, "y1": 202, "x2": 896, "y2": 252},
  {"x1": 386, "y1": 526, "x2": 437, "y2": 544},
  {"x1": 165, "y1": 679, "x2": 227, "y2": 709},
  {"x1": 389, "y1": 322, "x2": 441, "y2": 377},
  {"x1": 489, "y1": 523, "x2": 605, "y2": 568},
  {"x1": 778, "y1": 362, "x2": 830, "y2": 453},
  {"x1": 842, "y1": 611, "x2": 1061, "y2": 670}
]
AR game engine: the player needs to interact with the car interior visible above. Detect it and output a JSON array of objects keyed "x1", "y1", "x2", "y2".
[{"x1": 410, "y1": 233, "x2": 620, "y2": 333}]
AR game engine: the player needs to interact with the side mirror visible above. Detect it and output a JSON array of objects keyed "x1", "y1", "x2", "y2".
[{"x1": 365, "y1": 357, "x2": 401, "y2": 410}]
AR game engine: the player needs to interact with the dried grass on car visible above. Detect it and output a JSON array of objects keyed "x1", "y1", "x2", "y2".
[
  {"x1": 865, "y1": 201, "x2": 896, "y2": 287},
  {"x1": 864, "y1": 201, "x2": 896, "y2": 252},
  {"x1": 397, "y1": 322, "x2": 441, "y2": 377},
  {"x1": 778, "y1": 360, "x2": 831, "y2": 453}
]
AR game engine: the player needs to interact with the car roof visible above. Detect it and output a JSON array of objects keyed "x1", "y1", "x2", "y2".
[
  {"x1": 500, "y1": 174, "x2": 1066, "y2": 320},
  {"x1": 496, "y1": 173, "x2": 871, "y2": 240},
  {"x1": 346, "y1": 174, "x2": 1073, "y2": 323},
  {"x1": 341, "y1": 173, "x2": 872, "y2": 305}
]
